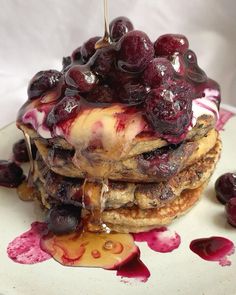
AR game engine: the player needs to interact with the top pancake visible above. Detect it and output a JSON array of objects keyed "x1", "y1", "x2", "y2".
[{"x1": 18, "y1": 113, "x2": 215, "y2": 159}]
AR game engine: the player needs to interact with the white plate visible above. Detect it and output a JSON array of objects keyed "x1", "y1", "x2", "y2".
[{"x1": 0, "y1": 113, "x2": 236, "y2": 295}]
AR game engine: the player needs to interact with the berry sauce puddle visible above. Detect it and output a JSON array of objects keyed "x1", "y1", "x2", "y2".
[
  {"x1": 7, "y1": 222, "x2": 51, "y2": 264},
  {"x1": 190, "y1": 236, "x2": 235, "y2": 266},
  {"x1": 6, "y1": 222, "x2": 236, "y2": 283}
]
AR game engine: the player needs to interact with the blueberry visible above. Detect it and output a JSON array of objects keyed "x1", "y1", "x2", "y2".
[
  {"x1": 46, "y1": 96, "x2": 81, "y2": 127},
  {"x1": 154, "y1": 34, "x2": 189, "y2": 56},
  {"x1": 215, "y1": 173, "x2": 236, "y2": 204},
  {"x1": 145, "y1": 80, "x2": 193, "y2": 139},
  {"x1": 65, "y1": 65, "x2": 98, "y2": 92},
  {"x1": 117, "y1": 30, "x2": 154, "y2": 73},
  {"x1": 0, "y1": 160, "x2": 25, "y2": 188},
  {"x1": 80, "y1": 36, "x2": 101, "y2": 63},
  {"x1": 225, "y1": 197, "x2": 236, "y2": 227},
  {"x1": 143, "y1": 57, "x2": 174, "y2": 88},
  {"x1": 109, "y1": 16, "x2": 134, "y2": 41},
  {"x1": 27, "y1": 70, "x2": 62, "y2": 100},
  {"x1": 46, "y1": 205, "x2": 82, "y2": 235}
]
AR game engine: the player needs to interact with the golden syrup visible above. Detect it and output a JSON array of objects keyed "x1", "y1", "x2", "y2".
[
  {"x1": 17, "y1": 180, "x2": 38, "y2": 201},
  {"x1": 41, "y1": 229, "x2": 138, "y2": 268},
  {"x1": 95, "y1": 0, "x2": 112, "y2": 49},
  {"x1": 23, "y1": 131, "x2": 35, "y2": 184}
]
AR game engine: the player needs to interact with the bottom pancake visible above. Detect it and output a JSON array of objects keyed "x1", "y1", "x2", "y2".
[{"x1": 102, "y1": 183, "x2": 207, "y2": 233}]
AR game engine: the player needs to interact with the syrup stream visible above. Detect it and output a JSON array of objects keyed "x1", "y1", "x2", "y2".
[
  {"x1": 95, "y1": 0, "x2": 112, "y2": 49},
  {"x1": 23, "y1": 131, "x2": 34, "y2": 184}
]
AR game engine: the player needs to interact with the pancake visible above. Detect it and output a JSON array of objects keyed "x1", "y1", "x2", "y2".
[
  {"x1": 18, "y1": 113, "x2": 215, "y2": 159},
  {"x1": 34, "y1": 137, "x2": 221, "y2": 221},
  {"x1": 34, "y1": 128, "x2": 218, "y2": 182}
]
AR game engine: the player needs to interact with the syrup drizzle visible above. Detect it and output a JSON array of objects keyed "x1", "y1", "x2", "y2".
[
  {"x1": 23, "y1": 131, "x2": 34, "y2": 185},
  {"x1": 95, "y1": 0, "x2": 112, "y2": 49}
]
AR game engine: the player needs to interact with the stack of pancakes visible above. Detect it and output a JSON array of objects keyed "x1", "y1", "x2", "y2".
[{"x1": 19, "y1": 111, "x2": 221, "y2": 233}]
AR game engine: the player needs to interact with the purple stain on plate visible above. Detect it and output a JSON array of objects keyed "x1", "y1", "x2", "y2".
[
  {"x1": 7, "y1": 222, "x2": 51, "y2": 264},
  {"x1": 133, "y1": 227, "x2": 181, "y2": 253}
]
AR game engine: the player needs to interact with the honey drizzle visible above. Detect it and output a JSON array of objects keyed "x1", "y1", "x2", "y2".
[
  {"x1": 23, "y1": 131, "x2": 35, "y2": 185},
  {"x1": 95, "y1": 0, "x2": 112, "y2": 49}
]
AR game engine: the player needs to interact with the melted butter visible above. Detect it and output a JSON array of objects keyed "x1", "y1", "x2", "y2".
[{"x1": 67, "y1": 105, "x2": 145, "y2": 178}]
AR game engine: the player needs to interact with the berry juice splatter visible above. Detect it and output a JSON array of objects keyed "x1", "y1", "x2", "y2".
[
  {"x1": 115, "y1": 252, "x2": 150, "y2": 283},
  {"x1": 133, "y1": 227, "x2": 181, "y2": 253},
  {"x1": 7, "y1": 222, "x2": 51, "y2": 264},
  {"x1": 190, "y1": 236, "x2": 235, "y2": 266}
]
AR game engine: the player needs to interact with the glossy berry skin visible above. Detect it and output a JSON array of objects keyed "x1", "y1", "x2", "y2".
[
  {"x1": 90, "y1": 47, "x2": 116, "y2": 76},
  {"x1": 215, "y1": 173, "x2": 236, "y2": 204},
  {"x1": 143, "y1": 57, "x2": 174, "y2": 88},
  {"x1": 46, "y1": 205, "x2": 82, "y2": 235},
  {"x1": 117, "y1": 81, "x2": 148, "y2": 105},
  {"x1": 145, "y1": 80, "x2": 193, "y2": 140},
  {"x1": 27, "y1": 70, "x2": 62, "y2": 100},
  {"x1": 13, "y1": 139, "x2": 37, "y2": 162},
  {"x1": 65, "y1": 65, "x2": 98, "y2": 92},
  {"x1": 85, "y1": 85, "x2": 115, "y2": 103},
  {"x1": 109, "y1": 16, "x2": 134, "y2": 41},
  {"x1": 183, "y1": 50, "x2": 207, "y2": 84},
  {"x1": 225, "y1": 198, "x2": 236, "y2": 227},
  {"x1": 117, "y1": 30, "x2": 154, "y2": 73},
  {"x1": 154, "y1": 34, "x2": 189, "y2": 56},
  {"x1": 46, "y1": 96, "x2": 81, "y2": 127},
  {"x1": 0, "y1": 160, "x2": 25, "y2": 188},
  {"x1": 80, "y1": 36, "x2": 101, "y2": 63},
  {"x1": 71, "y1": 46, "x2": 82, "y2": 62}
]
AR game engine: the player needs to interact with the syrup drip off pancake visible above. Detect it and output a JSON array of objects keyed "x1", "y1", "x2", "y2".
[{"x1": 15, "y1": 16, "x2": 221, "y2": 234}]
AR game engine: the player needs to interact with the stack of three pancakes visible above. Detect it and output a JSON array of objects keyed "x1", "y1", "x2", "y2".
[{"x1": 19, "y1": 98, "x2": 221, "y2": 233}]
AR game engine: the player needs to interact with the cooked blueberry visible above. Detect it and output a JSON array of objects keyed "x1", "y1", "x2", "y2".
[
  {"x1": 170, "y1": 53, "x2": 186, "y2": 76},
  {"x1": 27, "y1": 70, "x2": 62, "y2": 100},
  {"x1": 117, "y1": 30, "x2": 154, "y2": 73},
  {"x1": 117, "y1": 81, "x2": 148, "y2": 105},
  {"x1": 0, "y1": 160, "x2": 25, "y2": 188},
  {"x1": 46, "y1": 204, "x2": 82, "y2": 235},
  {"x1": 225, "y1": 197, "x2": 236, "y2": 227},
  {"x1": 109, "y1": 16, "x2": 134, "y2": 41},
  {"x1": 90, "y1": 47, "x2": 116, "y2": 76},
  {"x1": 154, "y1": 34, "x2": 189, "y2": 56},
  {"x1": 184, "y1": 49, "x2": 198, "y2": 64},
  {"x1": 13, "y1": 139, "x2": 37, "y2": 162},
  {"x1": 46, "y1": 96, "x2": 81, "y2": 127},
  {"x1": 71, "y1": 46, "x2": 82, "y2": 63},
  {"x1": 80, "y1": 36, "x2": 101, "y2": 63},
  {"x1": 85, "y1": 85, "x2": 115, "y2": 103},
  {"x1": 143, "y1": 58, "x2": 174, "y2": 88},
  {"x1": 145, "y1": 80, "x2": 193, "y2": 140},
  {"x1": 65, "y1": 65, "x2": 98, "y2": 92},
  {"x1": 215, "y1": 173, "x2": 236, "y2": 204}
]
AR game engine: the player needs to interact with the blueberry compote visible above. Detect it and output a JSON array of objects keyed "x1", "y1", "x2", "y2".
[
  {"x1": 0, "y1": 160, "x2": 25, "y2": 188},
  {"x1": 18, "y1": 17, "x2": 220, "y2": 146}
]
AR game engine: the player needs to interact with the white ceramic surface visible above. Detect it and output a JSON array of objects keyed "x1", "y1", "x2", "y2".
[{"x1": 0, "y1": 116, "x2": 236, "y2": 295}]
